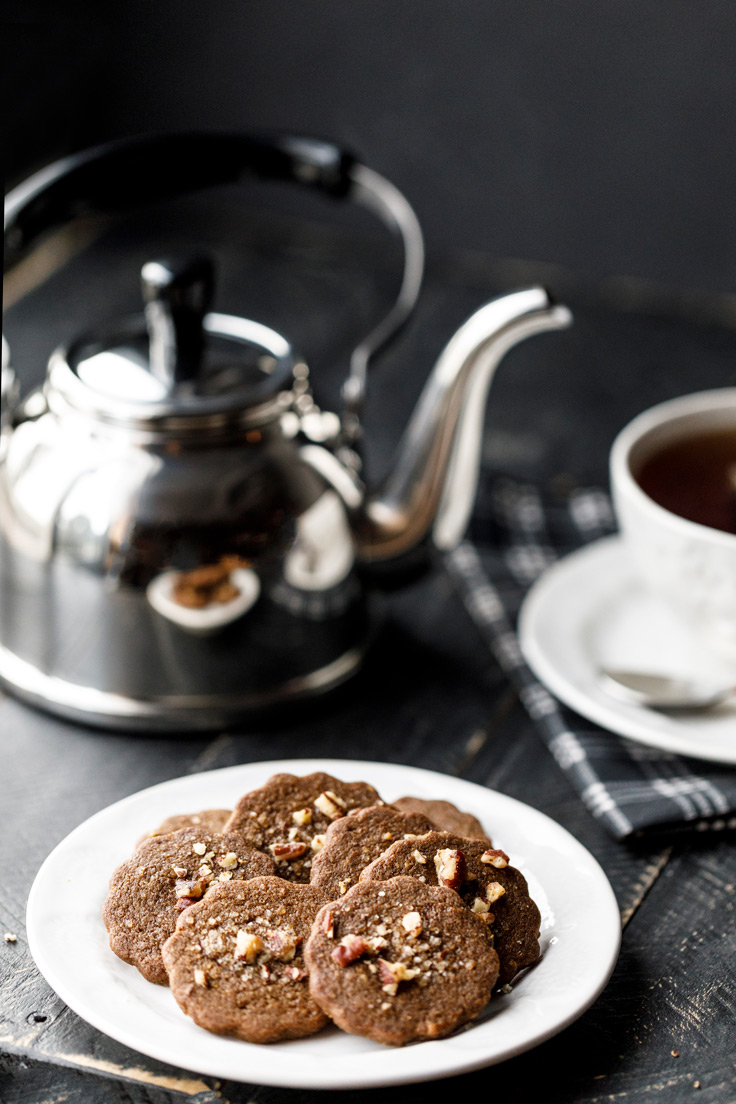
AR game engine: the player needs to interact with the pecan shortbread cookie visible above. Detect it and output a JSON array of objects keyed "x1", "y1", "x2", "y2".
[
  {"x1": 305, "y1": 876, "x2": 499, "y2": 1046},
  {"x1": 359, "y1": 830, "x2": 540, "y2": 986},
  {"x1": 310, "y1": 805, "x2": 434, "y2": 899},
  {"x1": 135, "y1": 809, "x2": 231, "y2": 850},
  {"x1": 103, "y1": 828, "x2": 275, "y2": 984},
  {"x1": 392, "y1": 796, "x2": 491, "y2": 843},
  {"x1": 163, "y1": 877, "x2": 330, "y2": 1043},
  {"x1": 224, "y1": 772, "x2": 382, "y2": 883}
]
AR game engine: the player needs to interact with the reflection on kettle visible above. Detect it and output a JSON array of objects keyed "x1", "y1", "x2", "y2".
[
  {"x1": 284, "y1": 491, "x2": 354, "y2": 592},
  {"x1": 1, "y1": 133, "x2": 571, "y2": 729},
  {"x1": 272, "y1": 490, "x2": 358, "y2": 622},
  {"x1": 147, "y1": 563, "x2": 261, "y2": 636}
]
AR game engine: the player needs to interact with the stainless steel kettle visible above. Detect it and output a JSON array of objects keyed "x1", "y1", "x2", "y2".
[{"x1": 1, "y1": 133, "x2": 571, "y2": 729}]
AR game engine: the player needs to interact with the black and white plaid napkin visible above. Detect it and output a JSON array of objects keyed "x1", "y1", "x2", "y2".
[{"x1": 445, "y1": 477, "x2": 736, "y2": 840}]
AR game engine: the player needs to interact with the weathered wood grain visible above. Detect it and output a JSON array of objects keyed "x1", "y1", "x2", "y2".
[{"x1": 0, "y1": 1052, "x2": 221, "y2": 1104}]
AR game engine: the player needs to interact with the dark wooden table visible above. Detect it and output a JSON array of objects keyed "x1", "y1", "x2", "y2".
[{"x1": 2, "y1": 201, "x2": 735, "y2": 1103}]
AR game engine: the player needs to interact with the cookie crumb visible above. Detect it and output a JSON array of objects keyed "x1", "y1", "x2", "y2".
[
  {"x1": 693, "y1": 1081, "x2": 701, "y2": 1090},
  {"x1": 672, "y1": 1050, "x2": 680, "y2": 1058}
]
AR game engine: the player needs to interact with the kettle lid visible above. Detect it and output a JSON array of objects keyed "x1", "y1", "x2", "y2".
[{"x1": 47, "y1": 255, "x2": 299, "y2": 431}]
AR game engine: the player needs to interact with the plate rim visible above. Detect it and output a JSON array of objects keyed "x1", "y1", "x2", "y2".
[
  {"x1": 27, "y1": 757, "x2": 621, "y2": 1089},
  {"x1": 518, "y1": 535, "x2": 736, "y2": 765}
]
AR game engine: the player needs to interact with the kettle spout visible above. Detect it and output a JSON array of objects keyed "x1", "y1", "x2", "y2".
[{"x1": 354, "y1": 287, "x2": 571, "y2": 567}]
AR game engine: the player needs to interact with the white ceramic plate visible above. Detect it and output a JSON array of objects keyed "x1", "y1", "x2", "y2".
[
  {"x1": 519, "y1": 536, "x2": 736, "y2": 765},
  {"x1": 27, "y1": 758, "x2": 620, "y2": 1089}
]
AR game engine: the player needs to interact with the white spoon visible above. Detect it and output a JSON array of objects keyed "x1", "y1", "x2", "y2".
[{"x1": 599, "y1": 668, "x2": 736, "y2": 712}]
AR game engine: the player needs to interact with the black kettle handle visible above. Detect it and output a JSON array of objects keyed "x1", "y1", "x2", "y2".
[
  {"x1": 3, "y1": 132, "x2": 424, "y2": 445},
  {"x1": 3, "y1": 133, "x2": 354, "y2": 263}
]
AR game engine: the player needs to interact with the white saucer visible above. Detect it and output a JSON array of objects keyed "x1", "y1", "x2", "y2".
[
  {"x1": 26, "y1": 759, "x2": 620, "y2": 1090},
  {"x1": 519, "y1": 536, "x2": 736, "y2": 764}
]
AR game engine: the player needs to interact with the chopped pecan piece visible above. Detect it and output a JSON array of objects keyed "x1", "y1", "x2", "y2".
[
  {"x1": 364, "y1": 934, "x2": 389, "y2": 953},
  {"x1": 235, "y1": 930, "x2": 264, "y2": 963},
  {"x1": 270, "y1": 841, "x2": 308, "y2": 860},
  {"x1": 486, "y1": 881, "x2": 506, "y2": 903},
  {"x1": 323, "y1": 910, "x2": 335, "y2": 938},
  {"x1": 402, "y1": 910, "x2": 423, "y2": 936},
  {"x1": 216, "y1": 852, "x2": 238, "y2": 869},
  {"x1": 314, "y1": 792, "x2": 346, "y2": 820},
  {"x1": 377, "y1": 958, "x2": 421, "y2": 995},
  {"x1": 331, "y1": 933, "x2": 370, "y2": 966},
  {"x1": 175, "y1": 896, "x2": 200, "y2": 910},
  {"x1": 292, "y1": 808, "x2": 312, "y2": 826},
  {"x1": 434, "y1": 848, "x2": 466, "y2": 890},
  {"x1": 264, "y1": 927, "x2": 299, "y2": 962},
  {"x1": 175, "y1": 876, "x2": 207, "y2": 900},
  {"x1": 480, "y1": 848, "x2": 509, "y2": 869}
]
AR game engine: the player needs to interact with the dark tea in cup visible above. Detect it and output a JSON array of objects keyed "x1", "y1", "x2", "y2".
[
  {"x1": 635, "y1": 427, "x2": 736, "y2": 535},
  {"x1": 611, "y1": 389, "x2": 736, "y2": 662}
]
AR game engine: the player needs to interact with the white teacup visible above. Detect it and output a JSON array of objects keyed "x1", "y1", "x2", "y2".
[{"x1": 610, "y1": 388, "x2": 736, "y2": 663}]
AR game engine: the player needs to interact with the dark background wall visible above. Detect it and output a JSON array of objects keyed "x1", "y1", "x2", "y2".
[{"x1": 5, "y1": 0, "x2": 736, "y2": 295}]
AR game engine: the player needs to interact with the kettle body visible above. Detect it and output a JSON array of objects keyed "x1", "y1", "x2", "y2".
[
  {"x1": 0, "y1": 385, "x2": 369, "y2": 728},
  {"x1": 2, "y1": 132, "x2": 571, "y2": 729}
]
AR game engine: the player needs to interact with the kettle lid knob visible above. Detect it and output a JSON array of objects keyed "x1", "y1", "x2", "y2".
[
  {"x1": 141, "y1": 255, "x2": 214, "y2": 390},
  {"x1": 46, "y1": 251, "x2": 299, "y2": 429}
]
